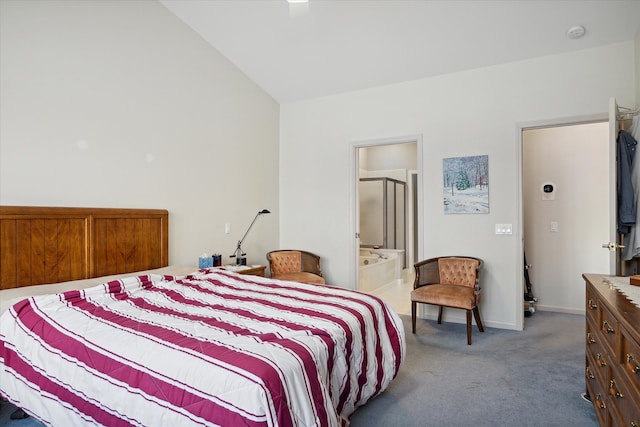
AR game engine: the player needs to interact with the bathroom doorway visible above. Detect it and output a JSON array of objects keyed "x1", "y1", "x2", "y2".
[{"x1": 352, "y1": 136, "x2": 423, "y2": 315}]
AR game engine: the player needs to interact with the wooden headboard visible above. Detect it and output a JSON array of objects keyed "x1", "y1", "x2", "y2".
[{"x1": 0, "y1": 206, "x2": 168, "y2": 290}]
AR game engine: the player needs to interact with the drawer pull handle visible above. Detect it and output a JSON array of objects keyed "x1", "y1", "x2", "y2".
[
  {"x1": 587, "y1": 333, "x2": 596, "y2": 344},
  {"x1": 588, "y1": 299, "x2": 598, "y2": 310},
  {"x1": 609, "y1": 379, "x2": 624, "y2": 399},
  {"x1": 602, "y1": 320, "x2": 615, "y2": 334},
  {"x1": 596, "y1": 353, "x2": 607, "y2": 367},
  {"x1": 627, "y1": 354, "x2": 640, "y2": 374},
  {"x1": 585, "y1": 367, "x2": 595, "y2": 379},
  {"x1": 595, "y1": 394, "x2": 606, "y2": 409}
]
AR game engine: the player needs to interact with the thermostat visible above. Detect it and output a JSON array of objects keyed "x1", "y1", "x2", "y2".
[{"x1": 541, "y1": 182, "x2": 555, "y2": 201}]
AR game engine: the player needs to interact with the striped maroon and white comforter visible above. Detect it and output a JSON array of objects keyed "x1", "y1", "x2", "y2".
[{"x1": 0, "y1": 269, "x2": 405, "y2": 426}]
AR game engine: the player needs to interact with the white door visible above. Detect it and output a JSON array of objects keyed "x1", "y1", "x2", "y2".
[{"x1": 607, "y1": 98, "x2": 619, "y2": 274}]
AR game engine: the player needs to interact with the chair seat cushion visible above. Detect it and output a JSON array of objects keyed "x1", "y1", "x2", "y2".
[
  {"x1": 273, "y1": 272, "x2": 325, "y2": 285},
  {"x1": 411, "y1": 284, "x2": 476, "y2": 310}
]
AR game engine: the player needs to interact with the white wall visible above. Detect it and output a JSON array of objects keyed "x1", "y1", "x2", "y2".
[
  {"x1": 360, "y1": 143, "x2": 417, "y2": 171},
  {"x1": 280, "y1": 42, "x2": 636, "y2": 330},
  {"x1": 523, "y1": 123, "x2": 609, "y2": 314},
  {"x1": 0, "y1": 0, "x2": 280, "y2": 267}
]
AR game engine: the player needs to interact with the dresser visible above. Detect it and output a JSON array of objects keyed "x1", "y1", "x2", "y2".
[{"x1": 583, "y1": 274, "x2": 640, "y2": 426}]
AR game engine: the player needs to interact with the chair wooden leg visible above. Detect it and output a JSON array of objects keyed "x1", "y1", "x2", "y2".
[
  {"x1": 411, "y1": 301, "x2": 417, "y2": 333},
  {"x1": 466, "y1": 310, "x2": 472, "y2": 345},
  {"x1": 473, "y1": 306, "x2": 485, "y2": 332},
  {"x1": 437, "y1": 306, "x2": 444, "y2": 324}
]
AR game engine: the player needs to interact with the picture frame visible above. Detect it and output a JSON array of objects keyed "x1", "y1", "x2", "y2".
[{"x1": 443, "y1": 155, "x2": 489, "y2": 214}]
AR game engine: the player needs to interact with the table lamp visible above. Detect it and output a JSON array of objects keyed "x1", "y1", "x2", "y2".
[{"x1": 230, "y1": 209, "x2": 270, "y2": 265}]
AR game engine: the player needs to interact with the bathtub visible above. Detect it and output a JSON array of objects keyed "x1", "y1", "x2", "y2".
[
  {"x1": 358, "y1": 249, "x2": 405, "y2": 293},
  {"x1": 359, "y1": 255, "x2": 379, "y2": 266}
]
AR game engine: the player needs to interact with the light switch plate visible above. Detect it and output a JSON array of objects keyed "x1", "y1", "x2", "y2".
[{"x1": 495, "y1": 223, "x2": 513, "y2": 235}]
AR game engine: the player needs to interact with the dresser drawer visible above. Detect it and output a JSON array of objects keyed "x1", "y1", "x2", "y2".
[
  {"x1": 587, "y1": 346, "x2": 611, "y2": 388},
  {"x1": 587, "y1": 317, "x2": 606, "y2": 357},
  {"x1": 587, "y1": 318, "x2": 611, "y2": 375},
  {"x1": 620, "y1": 326, "x2": 640, "y2": 398},
  {"x1": 585, "y1": 367, "x2": 610, "y2": 427},
  {"x1": 586, "y1": 286, "x2": 600, "y2": 325},
  {"x1": 607, "y1": 373, "x2": 640, "y2": 427},
  {"x1": 600, "y1": 302, "x2": 619, "y2": 355},
  {"x1": 586, "y1": 385, "x2": 610, "y2": 427}
]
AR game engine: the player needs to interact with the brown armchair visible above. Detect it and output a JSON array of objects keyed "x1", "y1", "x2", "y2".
[
  {"x1": 411, "y1": 256, "x2": 484, "y2": 345},
  {"x1": 266, "y1": 250, "x2": 325, "y2": 284}
]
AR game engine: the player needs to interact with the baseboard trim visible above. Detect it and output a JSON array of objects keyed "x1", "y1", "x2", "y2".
[{"x1": 535, "y1": 304, "x2": 585, "y2": 315}]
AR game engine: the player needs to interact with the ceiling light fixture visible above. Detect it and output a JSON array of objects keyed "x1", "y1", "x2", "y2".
[{"x1": 567, "y1": 25, "x2": 586, "y2": 39}]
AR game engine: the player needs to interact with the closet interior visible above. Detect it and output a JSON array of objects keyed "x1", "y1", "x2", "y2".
[{"x1": 616, "y1": 103, "x2": 640, "y2": 276}]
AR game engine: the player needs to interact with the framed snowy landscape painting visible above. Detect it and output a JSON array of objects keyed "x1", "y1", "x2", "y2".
[{"x1": 443, "y1": 155, "x2": 489, "y2": 214}]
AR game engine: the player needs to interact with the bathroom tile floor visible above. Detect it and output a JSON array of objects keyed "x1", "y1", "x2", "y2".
[{"x1": 366, "y1": 268, "x2": 414, "y2": 316}]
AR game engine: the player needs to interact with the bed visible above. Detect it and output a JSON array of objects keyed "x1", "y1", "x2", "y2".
[{"x1": 0, "y1": 206, "x2": 405, "y2": 426}]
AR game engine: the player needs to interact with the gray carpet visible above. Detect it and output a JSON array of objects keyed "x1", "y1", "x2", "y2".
[
  {"x1": 350, "y1": 312, "x2": 598, "y2": 427},
  {"x1": 1, "y1": 312, "x2": 597, "y2": 427}
]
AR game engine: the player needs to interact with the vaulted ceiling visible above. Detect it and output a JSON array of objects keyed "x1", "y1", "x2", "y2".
[{"x1": 160, "y1": 0, "x2": 640, "y2": 103}]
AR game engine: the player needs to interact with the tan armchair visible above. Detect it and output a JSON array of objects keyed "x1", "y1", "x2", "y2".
[
  {"x1": 411, "y1": 256, "x2": 484, "y2": 345},
  {"x1": 267, "y1": 250, "x2": 325, "y2": 285}
]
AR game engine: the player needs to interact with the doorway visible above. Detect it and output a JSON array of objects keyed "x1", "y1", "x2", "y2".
[
  {"x1": 522, "y1": 121, "x2": 609, "y2": 314},
  {"x1": 351, "y1": 136, "x2": 423, "y2": 315}
]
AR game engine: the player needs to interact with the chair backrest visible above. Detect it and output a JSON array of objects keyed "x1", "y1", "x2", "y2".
[
  {"x1": 268, "y1": 251, "x2": 302, "y2": 276},
  {"x1": 437, "y1": 257, "x2": 480, "y2": 288},
  {"x1": 267, "y1": 250, "x2": 323, "y2": 277}
]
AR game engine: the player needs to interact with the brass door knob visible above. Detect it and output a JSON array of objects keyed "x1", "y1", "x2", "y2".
[{"x1": 602, "y1": 242, "x2": 624, "y2": 251}]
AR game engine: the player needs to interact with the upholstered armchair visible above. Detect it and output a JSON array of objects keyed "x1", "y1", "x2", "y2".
[
  {"x1": 266, "y1": 250, "x2": 325, "y2": 285},
  {"x1": 411, "y1": 256, "x2": 484, "y2": 345}
]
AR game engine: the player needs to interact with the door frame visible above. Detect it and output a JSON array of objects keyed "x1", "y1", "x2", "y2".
[
  {"x1": 516, "y1": 112, "x2": 608, "y2": 329},
  {"x1": 349, "y1": 134, "x2": 424, "y2": 290}
]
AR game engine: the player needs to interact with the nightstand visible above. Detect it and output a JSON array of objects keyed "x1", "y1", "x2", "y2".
[{"x1": 222, "y1": 265, "x2": 266, "y2": 277}]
